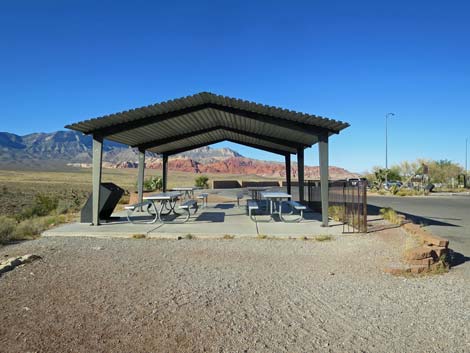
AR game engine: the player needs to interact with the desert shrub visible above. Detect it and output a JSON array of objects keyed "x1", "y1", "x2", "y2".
[
  {"x1": 17, "y1": 194, "x2": 58, "y2": 220},
  {"x1": 389, "y1": 184, "x2": 400, "y2": 195},
  {"x1": 195, "y1": 175, "x2": 209, "y2": 188},
  {"x1": 396, "y1": 189, "x2": 424, "y2": 197},
  {"x1": 13, "y1": 218, "x2": 44, "y2": 239},
  {"x1": 143, "y1": 176, "x2": 163, "y2": 191},
  {"x1": 328, "y1": 205, "x2": 345, "y2": 222},
  {"x1": 0, "y1": 216, "x2": 16, "y2": 244},
  {"x1": 380, "y1": 207, "x2": 400, "y2": 225},
  {"x1": 56, "y1": 199, "x2": 76, "y2": 214}
]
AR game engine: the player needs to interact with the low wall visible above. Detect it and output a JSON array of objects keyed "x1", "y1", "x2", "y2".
[
  {"x1": 240, "y1": 181, "x2": 282, "y2": 188},
  {"x1": 211, "y1": 180, "x2": 283, "y2": 189},
  {"x1": 212, "y1": 180, "x2": 241, "y2": 189}
]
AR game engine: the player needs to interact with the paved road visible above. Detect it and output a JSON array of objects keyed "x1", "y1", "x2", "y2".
[{"x1": 368, "y1": 194, "x2": 470, "y2": 265}]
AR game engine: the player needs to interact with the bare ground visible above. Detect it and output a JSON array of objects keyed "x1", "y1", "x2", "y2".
[{"x1": 0, "y1": 229, "x2": 469, "y2": 353}]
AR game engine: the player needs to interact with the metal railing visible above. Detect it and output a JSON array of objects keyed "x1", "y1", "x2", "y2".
[{"x1": 305, "y1": 180, "x2": 368, "y2": 233}]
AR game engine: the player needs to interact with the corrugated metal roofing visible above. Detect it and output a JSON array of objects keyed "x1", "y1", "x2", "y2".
[{"x1": 65, "y1": 92, "x2": 350, "y2": 155}]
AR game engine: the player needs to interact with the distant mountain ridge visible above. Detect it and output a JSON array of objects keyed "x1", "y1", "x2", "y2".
[
  {"x1": 0, "y1": 130, "x2": 359, "y2": 179},
  {"x1": 0, "y1": 131, "x2": 241, "y2": 164}
]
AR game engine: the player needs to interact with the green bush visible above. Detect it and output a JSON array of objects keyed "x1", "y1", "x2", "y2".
[
  {"x1": 195, "y1": 175, "x2": 209, "y2": 188},
  {"x1": 389, "y1": 184, "x2": 400, "y2": 195},
  {"x1": 143, "y1": 176, "x2": 163, "y2": 191},
  {"x1": 0, "y1": 216, "x2": 16, "y2": 244}
]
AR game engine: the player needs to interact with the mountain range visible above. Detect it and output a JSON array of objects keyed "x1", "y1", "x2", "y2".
[{"x1": 0, "y1": 131, "x2": 358, "y2": 179}]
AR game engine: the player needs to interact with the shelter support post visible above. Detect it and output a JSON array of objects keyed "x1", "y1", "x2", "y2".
[
  {"x1": 319, "y1": 135, "x2": 329, "y2": 227},
  {"x1": 297, "y1": 148, "x2": 305, "y2": 202},
  {"x1": 137, "y1": 149, "x2": 145, "y2": 209},
  {"x1": 285, "y1": 154, "x2": 292, "y2": 195},
  {"x1": 162, "y1": 154, "x2": 168, "y2": 192},
  {"x1": 92, "y1": 135, "x2": 103, "y2": 226}
]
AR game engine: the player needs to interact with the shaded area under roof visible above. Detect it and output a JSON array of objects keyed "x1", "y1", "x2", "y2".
[{"x1": 66, "y1": 92, "x2": 350, "y2": 156}]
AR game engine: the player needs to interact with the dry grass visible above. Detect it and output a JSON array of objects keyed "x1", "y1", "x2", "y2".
[
  {"x1": 132, "y1": 234, "x2": 146, "y2": 239},
  {"x1": 0, "y1": 168, "x2": 279, "y2": 218},
  {"x1": 380, "y1": 207, "x2": 401, "y2": 225},
  {"x1": 315, "y1": 235, "x2": 333, "y2": 242}
]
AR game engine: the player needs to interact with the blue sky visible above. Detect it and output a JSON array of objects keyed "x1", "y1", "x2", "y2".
[{"x1": 1, "y1": 0, "x2": 469, "y2": 172}]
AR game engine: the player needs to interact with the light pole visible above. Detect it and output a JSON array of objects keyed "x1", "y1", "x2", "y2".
[
  {"x1": 466, "y1": 138, "x2": 468, "y2": 175},
  {"x1": 385, "y1": 113, "x2": 395, "y2": 186},
  {"x1": 466, "y1": 138, "x2": 468, "y2": 187}
]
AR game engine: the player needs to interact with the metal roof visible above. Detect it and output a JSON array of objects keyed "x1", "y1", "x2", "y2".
[{"x1": 65, "y1": 92, "x2": 350, "y2": 156}]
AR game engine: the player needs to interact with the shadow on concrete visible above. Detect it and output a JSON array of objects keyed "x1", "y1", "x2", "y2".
[
  {"x1": 195, "y1": 212, "x2": 225, "y2": 223},
  {"x1": 367, "y1": 205, "x2": 461, "y2": 228},
  {"x1": 449, "y1": 250, "x2": 470, "y2": 268},
  {"x1": 214, "y1": 204, "x2": 235, "y2": 210}
]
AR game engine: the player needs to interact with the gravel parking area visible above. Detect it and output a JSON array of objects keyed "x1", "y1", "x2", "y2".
[{"x1": 0, "y1": 231, "x2": 469, "y2": 353}]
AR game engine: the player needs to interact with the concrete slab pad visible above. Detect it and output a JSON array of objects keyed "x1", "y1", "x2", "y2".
[{"x1": 43, "y1": 202, "x2": 339, "y2": 239}]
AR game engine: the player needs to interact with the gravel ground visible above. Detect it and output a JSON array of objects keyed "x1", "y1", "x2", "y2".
[{"x1": 0, "y1": 231, "x2": 469, "y2": 353}]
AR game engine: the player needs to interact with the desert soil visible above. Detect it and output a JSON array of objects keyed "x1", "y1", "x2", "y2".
[{"x1": 0, "y1": 230, "x2": 469, "y2": 353}]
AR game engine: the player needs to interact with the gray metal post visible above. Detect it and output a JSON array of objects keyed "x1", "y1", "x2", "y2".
[
  {"x1": 137, "y1": 149, "x2": 145, "y2": 208},
  {"x1": 285, "y1": 154, "x2": 291, "y2": 195},
  {"x1": 385, "y1": 113, "x2": 395, "y2": 186},
  {"x1": 92, "y1": 135, "x2": 103, "y2": 226},
  {"x1": 162, "y1": 154, "x2": 168, "y2": 192},
  {"x1": 319, "y1": 135, "x2": 329, "y2": 227},
  {"x1": 297, "y1": 148, "x2": 304, "y2": 202}
]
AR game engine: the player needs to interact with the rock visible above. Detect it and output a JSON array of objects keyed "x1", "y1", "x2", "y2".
[
  {"x1": 421, "y1": 233, "x2": 449, "y2": 248},
  {"x1": 404, "y1": 246, "x2": 434, "y2": 261},
  {"x1": 0, "y1": 263, "x2": 14, "y2": 274},
  {"x1": 19, "y1": 254, "x2": 42, "y2": 263},
  {"x1": 0, "y1": 254, "x2": 41, "y2": 275},
  {"x1": 92, "y1": 246, "x2": 104, "y2": 251},
  {"x1": 405, "y1": 257, "x2": 435, "y2": 268}
]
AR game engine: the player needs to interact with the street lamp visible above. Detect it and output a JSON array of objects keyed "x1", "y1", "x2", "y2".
[
  {"x1": 385, "y1": 113, "x2": 395, "y2": 185},
  {"x1": 466, "y1": 138, "x2": 468, "y2": 188}
]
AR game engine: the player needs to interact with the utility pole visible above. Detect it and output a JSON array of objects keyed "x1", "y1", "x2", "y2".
[{"x1": 385, "y1": 113, "x2": 395, "y2": 186}]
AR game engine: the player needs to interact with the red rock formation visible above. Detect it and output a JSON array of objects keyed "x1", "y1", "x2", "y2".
[{"x1": 111, "y1": 156, "x2": 359, "y2": 180}]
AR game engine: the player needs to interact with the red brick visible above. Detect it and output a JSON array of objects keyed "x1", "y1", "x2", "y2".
[
  {"x1": 410, "y1": 265, "x2": 428, "y2": 274},
  {"x1": 404, "y1": 246, "x2": 433, "y2": 260},
  {"x1": 405, "y1": 257, "x2": 435, "y2": 267},
  {"x1": 421, "y1": 233, "x2": 449, "y2": 248}
]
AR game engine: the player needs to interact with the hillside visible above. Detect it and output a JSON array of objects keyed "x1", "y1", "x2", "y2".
[{"x1": 0, "y1": 130, "x2": 358, "y2": 179}]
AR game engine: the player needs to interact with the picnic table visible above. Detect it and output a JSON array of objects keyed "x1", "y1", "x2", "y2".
[
  {"x1": 247, "y1": 187, "x2": 271, "y2": 200},
  {"x1": 142, "y1": 191, "x2": 182, "y2": 223},
  {"x1": 171, "y1": 187, "x2": 201, "y2": 200},
  {"x1": 260, "y1": 191, "x2": 292, "y2": 216}
]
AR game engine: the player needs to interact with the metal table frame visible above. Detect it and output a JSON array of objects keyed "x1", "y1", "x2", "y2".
[
  {"x1": 171, "y1": 187, "x2": 202, "y2": 200},
  {"x1": 260, "y1": 191, "x2": 293, "y2": 219},
  {"x1": 140, "y1": 191, "x2": 183, "y2": 223},
  {"x1": 247, "y1": 187, "x2": 271, "y2": 200}
]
